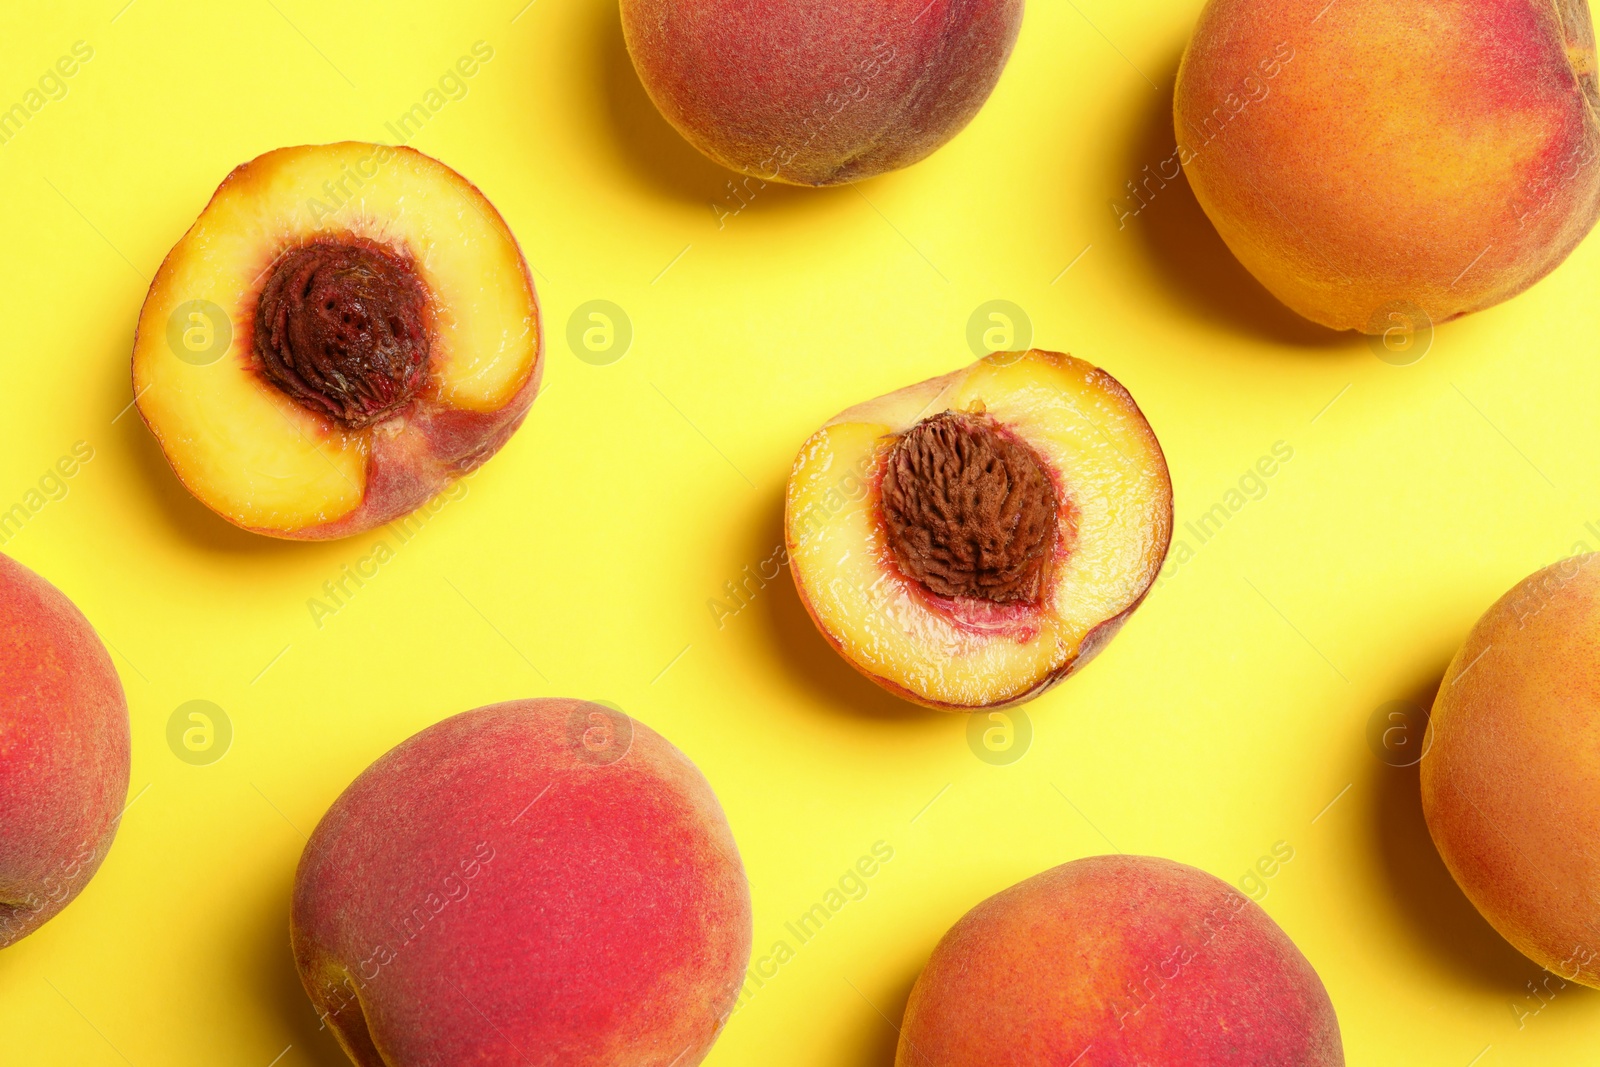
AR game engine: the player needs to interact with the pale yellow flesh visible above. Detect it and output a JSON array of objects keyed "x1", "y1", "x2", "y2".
[
  {"x1": 786, "y1": 351, "x2": 1170, "y2": 708},
  {"x1": 132, "y1": 142, "x2": 538, "y2": 532}
]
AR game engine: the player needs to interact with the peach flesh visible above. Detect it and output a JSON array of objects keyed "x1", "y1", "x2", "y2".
[
  {"x1": 291, "y1": 699, "x2": 752, "y2": 1067},
  {"x1": 621, "y1": 0, "x2": 1025, "y2": 186},
  {"x1": 1422, "y1": 553, "x2": 1600, "y2": 985},
  {"x1": 897, "y1": 855, "x2": 1344, "y2": 1066},
  {"x1": 0, "y1": 553, "x2": 130, "y2": 949},
  {"x1": 1174, "y1": 0, "x2": 1600, "y2": 332}
]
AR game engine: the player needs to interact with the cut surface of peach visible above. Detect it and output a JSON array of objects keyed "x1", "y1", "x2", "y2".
[
  {"x1": 132, "y1": 142, "x2": 541, "y2": 539},
  {"x1": 785, "y1": 350, "x2": 1172, "y2": 710}
]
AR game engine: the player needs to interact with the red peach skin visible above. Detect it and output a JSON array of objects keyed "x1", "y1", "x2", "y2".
[
  {"x1": 270, "y1": 366, "x2": 541, "y2": 542},
  {"x1": 0, "y1": 553, "x2": 131, "y2": 948},
  {"x1": 291, "y1": 699, "x2": 752, "y2": 1067},
  {"x1": 898, "y1": 856, "x2": 1344, "y2": 1066},
  {"x1": 621, "y1": 0, "x2": 1025, "y2": 185}
]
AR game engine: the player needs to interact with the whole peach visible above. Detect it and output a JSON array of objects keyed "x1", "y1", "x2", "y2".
[
  {"x1": 1174, "y1": 0, "x2": 1600, "y2": 332},
  {"x1": 621, "y1": 0, "x2": 1024, "y2": 186},
  {"x1": 0, "y1": 553, "x2": 131, "y2": 948},
  {"x1": 1422, "y1": 554, "x2": 1600, "y2": 985},
  {"x1": 292, "y1": 699, "x2": 752, "y2": 1067},
  {"x1": 898, "y1": 855, "x2": 1343, "y2": 1066}
]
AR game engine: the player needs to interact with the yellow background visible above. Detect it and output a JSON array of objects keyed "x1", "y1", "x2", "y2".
[{"x1": 3, "y1": 0, "x2": 1598, "y2": 1063}]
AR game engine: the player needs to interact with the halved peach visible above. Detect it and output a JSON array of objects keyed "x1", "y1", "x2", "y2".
[
  {"x1": 132, "y1": 142, "x2": 541, "y2": 540},
  {"x1": 785, "y1": 350, "x2": 1172, "y2": 710}
]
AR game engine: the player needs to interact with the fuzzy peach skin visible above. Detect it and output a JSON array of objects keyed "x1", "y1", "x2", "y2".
[
  {"x1": 0, "y1": 553, "x2": 130, "y2": 949},
  {"x1": 785, "y1": 351, "x2": 1172, "y2": 711},
  {"x1": 897, "y1": 855, "x2": 1344, "y2": 1066},
  {"x1": 1174, "y1": 0, "x2": 1600, "y2": 332},
  {"x1": 291, "y1": 699, "x2": 752, "y2": 1067},
  {"x1": 133, "y1": 143, "x2": 542, "y2": 540},
  {"x1": 621, "y1": 0, "x2": 1024, "y2": 186},
  {"x1": 1422, "y1": 554, "x2": 1600, "y2": 985}
]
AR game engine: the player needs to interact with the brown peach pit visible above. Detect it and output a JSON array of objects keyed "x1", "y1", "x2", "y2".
[
  {"x1": 881, "y1": 410, "x2": 1059, "y2": 606},
  {"x1": 254, "y1": 238, "x2": 432, "y2": 430}
]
